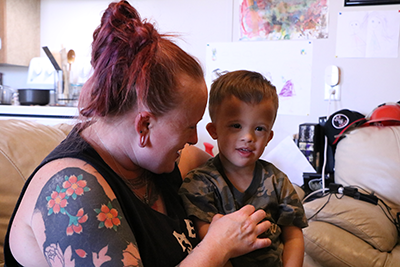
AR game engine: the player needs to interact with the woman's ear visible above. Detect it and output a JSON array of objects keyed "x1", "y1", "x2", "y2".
[
  {"x1": 206, "y1": 122, "x2": 218, "y2": 140},
  {"x1": 135, "y1": 111, "x2": 152, "y2": 147}
]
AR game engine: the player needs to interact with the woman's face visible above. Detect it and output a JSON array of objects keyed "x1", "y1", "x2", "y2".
[{"x1": 137, "y1": 74, "x2": 208, "y2": 174}]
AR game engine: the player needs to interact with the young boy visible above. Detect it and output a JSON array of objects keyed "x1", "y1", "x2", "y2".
[{"x1": 179, "y1": 70, "x2": 308, "y2": 267}]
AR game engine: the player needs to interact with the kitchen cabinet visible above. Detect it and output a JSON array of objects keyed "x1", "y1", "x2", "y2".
[{"x1": 0, "y1": 0, "x2": 40, "y2": 66}]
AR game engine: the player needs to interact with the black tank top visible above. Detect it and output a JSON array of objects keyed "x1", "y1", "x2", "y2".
[{"x1": 4, "y1": 126, "x2": 199, "y2": 267}]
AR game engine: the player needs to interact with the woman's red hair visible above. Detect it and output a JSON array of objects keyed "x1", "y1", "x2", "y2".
[{"x1": 79, "y1": 0, "x2": 204, "y2": 120}]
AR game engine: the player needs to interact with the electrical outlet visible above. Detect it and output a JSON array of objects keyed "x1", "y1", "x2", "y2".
[
  {"x1": 324, "y1": 65, "x2": 340, "y2": 101},
  {"x1": 324, "y1": 84, "x2": 340, "y2": 101}
]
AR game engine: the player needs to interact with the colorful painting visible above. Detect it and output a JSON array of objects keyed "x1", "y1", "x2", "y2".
[{"x1": 239, "y1": 0, "x2": 328, "y2": 40}]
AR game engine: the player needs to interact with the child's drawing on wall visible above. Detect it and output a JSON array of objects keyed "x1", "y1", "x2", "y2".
[{"x1": 336, "y1": 10, "x2": 400, "y2": 58}]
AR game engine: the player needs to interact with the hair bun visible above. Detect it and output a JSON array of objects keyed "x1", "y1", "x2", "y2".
[
  {"x1": 111, "y1": 1, "x2": 159, "y2": 53},
  {"x1": 80, "y1": 0, "x2": 203, "y2": 119}
]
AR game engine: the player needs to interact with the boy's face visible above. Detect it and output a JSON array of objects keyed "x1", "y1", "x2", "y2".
[{"x1": 207, "y1": 95, "x2": 275, "y2": 172}]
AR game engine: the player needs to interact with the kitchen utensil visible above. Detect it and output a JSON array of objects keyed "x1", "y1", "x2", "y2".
[
  {"x1": 42, "y1": 46, "x2": 61, "y2": 71},
  {"x1": 18, "y1": 89, "x2": 50, "y2": 106},
  {"x1": 60, "y1": 48, "x2": 68, "y2": 70},
  {"x1": 67, "y1": 49, "x2": 76, "y2": 72},
  {"x1": 59, "y1": 48, "x2": 69, "y2": 98}
]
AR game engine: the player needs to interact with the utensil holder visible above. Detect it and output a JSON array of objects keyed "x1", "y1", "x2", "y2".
[{"x1": 54, "y1": 70, "x2": 71, "y2": 105}]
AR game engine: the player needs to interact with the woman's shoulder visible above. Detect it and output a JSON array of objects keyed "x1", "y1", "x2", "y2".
[
  {"x1": 10, "y1": 157, "x2": 140, "y2": 266},
  {"x1": 22, "y1": 158, "x2": 116, "y2": 219}
]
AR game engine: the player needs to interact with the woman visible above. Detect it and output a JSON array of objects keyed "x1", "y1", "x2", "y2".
[{"x1": 5, "y1": 1, "x2": 271, "y2": 266}]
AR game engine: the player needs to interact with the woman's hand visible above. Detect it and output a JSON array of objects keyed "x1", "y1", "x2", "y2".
[
  {"x1": 180, "y1": 205, "x2": 271, "y2": 267},
  {"x1": 206, "y1": 205, "x2": 271, "y2": 259}
]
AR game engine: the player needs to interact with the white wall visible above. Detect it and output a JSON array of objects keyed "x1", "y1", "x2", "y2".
[
  {"x1": 3, "y1": 0, "x2": 400, "y2": 155},
  {"x1": 39, "y1": 0, "x2": 233, "y2": 67},
  {"x1": 39, "y1": 0, "x2": 235, "y2": 153},
  {"x1": 270, "y1": 0, "x2": 400, "y2": 154}
]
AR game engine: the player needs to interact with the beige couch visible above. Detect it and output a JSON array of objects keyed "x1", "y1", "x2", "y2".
[
  {"x1": 2, "y1": 119, "x2": 399, "y2": 267},
  {"x1": 0, "y1": 119, "x2": 73, "y2": 266},
  {"x1": 303, "y1": 125, "x2": 400, "y2": 267}
]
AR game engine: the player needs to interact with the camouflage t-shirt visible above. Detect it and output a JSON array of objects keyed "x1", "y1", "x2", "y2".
[{"x1": 179, "y1": 155, "x2": 308, "y2": 267}]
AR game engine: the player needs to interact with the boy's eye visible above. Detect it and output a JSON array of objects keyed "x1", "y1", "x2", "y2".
[
  {"x1": 255, "y1": 126, "x2": 265, "y2": 132},
  {"x1": 231, "y1": 123, "x2": 241, "y2": 129}
]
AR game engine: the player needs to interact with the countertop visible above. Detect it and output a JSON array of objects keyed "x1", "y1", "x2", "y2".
[{"x1": 0, "y1": 105, "x2": 79, "y2": 125}]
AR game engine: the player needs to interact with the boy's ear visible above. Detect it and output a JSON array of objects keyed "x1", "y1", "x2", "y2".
[
  {"x1": 265, "y1": 130, "x2": 274, "y2": 147},
  {"x1": 206, "y1": 122, "x2": 218, "y2": 140}
]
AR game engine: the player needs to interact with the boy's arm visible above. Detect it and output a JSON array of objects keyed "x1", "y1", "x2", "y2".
[
  {"x1": 281, "y1": 225, "x2": 304, "y2": 267},
  {"x1": 193, "y1": 217, "x2": 210, "y2": 240}
]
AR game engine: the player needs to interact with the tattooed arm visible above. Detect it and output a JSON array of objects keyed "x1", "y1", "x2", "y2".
[
  {"x1": 10, "y1": 157, "x2": 271, "y2": 267},
  {"x1": 9, "y1": 158, "x2": 143, "y2": 267}
]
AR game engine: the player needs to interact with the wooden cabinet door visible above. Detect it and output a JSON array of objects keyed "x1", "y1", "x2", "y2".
[{"x1": 0, "y1": 0, "x2": 40, "y2": 66}]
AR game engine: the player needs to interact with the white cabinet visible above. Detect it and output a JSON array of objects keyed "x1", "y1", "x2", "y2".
[{"x1": 0, "y1": 105, "x2": 79, "y2": 125}]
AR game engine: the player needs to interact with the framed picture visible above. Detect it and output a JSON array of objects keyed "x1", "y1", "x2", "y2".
[{"x1": 345, "y1": 0, "x2": 400, "y2": 5}]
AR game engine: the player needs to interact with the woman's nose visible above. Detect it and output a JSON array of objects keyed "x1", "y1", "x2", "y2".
[{"x1": 187, "y1": 128, "x2": 198, "y2": 145}]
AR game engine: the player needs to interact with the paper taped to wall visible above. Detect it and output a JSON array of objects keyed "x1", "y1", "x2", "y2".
[{"x1": 262, "y1": 135, "x2": 316, "y2": 186}]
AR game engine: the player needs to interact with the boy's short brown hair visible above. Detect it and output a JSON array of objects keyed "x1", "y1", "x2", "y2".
[{"x1": 208, "y1": 70, "x2": 279, "y2": 122}]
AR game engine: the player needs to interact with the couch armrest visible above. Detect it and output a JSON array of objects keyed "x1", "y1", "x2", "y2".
[
  {"x1": 304, "y1": 194, "x2": 398, "y2": 252},
  {"x1": 335, "y1": 126, "x2": 400, "y2": 214},
  {"x1": 293, "y1": 184, "x2": 305, "y2": 201},
  {"x1": 0, "y1": 119, "x2": 73, "y2": 264},
  {"x1": 304, "y1": 221, "x2": 393, "y2": 267},
  {"x1": 304, "y1": 253, "x2": 323, "y2": 267}
]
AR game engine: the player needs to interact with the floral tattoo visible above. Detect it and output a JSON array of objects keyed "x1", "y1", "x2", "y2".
[
  {"x1": 38, "y1": 168, "x2": 140, "y2": 266},
  {"x1": 45, "y1": 173, "x2": 125, "y2": 235},
  {"x1": 95, "y1": 202, "x2": 122, "y2": 231},
  {"x1": 46, "y1": 174, "x2": 91, "y2": 235}
]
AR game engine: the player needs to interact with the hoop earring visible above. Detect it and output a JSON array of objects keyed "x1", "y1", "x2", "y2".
[{"x1": 139, "y1": 135, "x2": 146, "y2": 148}]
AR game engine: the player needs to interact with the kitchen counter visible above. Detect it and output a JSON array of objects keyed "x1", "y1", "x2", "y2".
[{"x1": 0, "y1": 105, "x2": 79, "y2": 125}]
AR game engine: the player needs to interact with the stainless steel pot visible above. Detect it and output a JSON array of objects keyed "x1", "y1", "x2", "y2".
[{"x1": 0, "y1": 85, "x2": 15, "y2": 105}]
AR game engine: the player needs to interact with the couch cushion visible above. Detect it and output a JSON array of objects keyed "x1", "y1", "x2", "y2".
[
  {"x1": 304, "y1": 195, "x2": 398, "y2": 252},
  {"x1": 335, "y1": 125, "x2": 400, "y2": 213},
  {"x1": 304, "y1": 221, "x2": 394, "y2": 267},
  {"x1": 0, "y1": 119, "x2": 73, "y2": 264}
]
